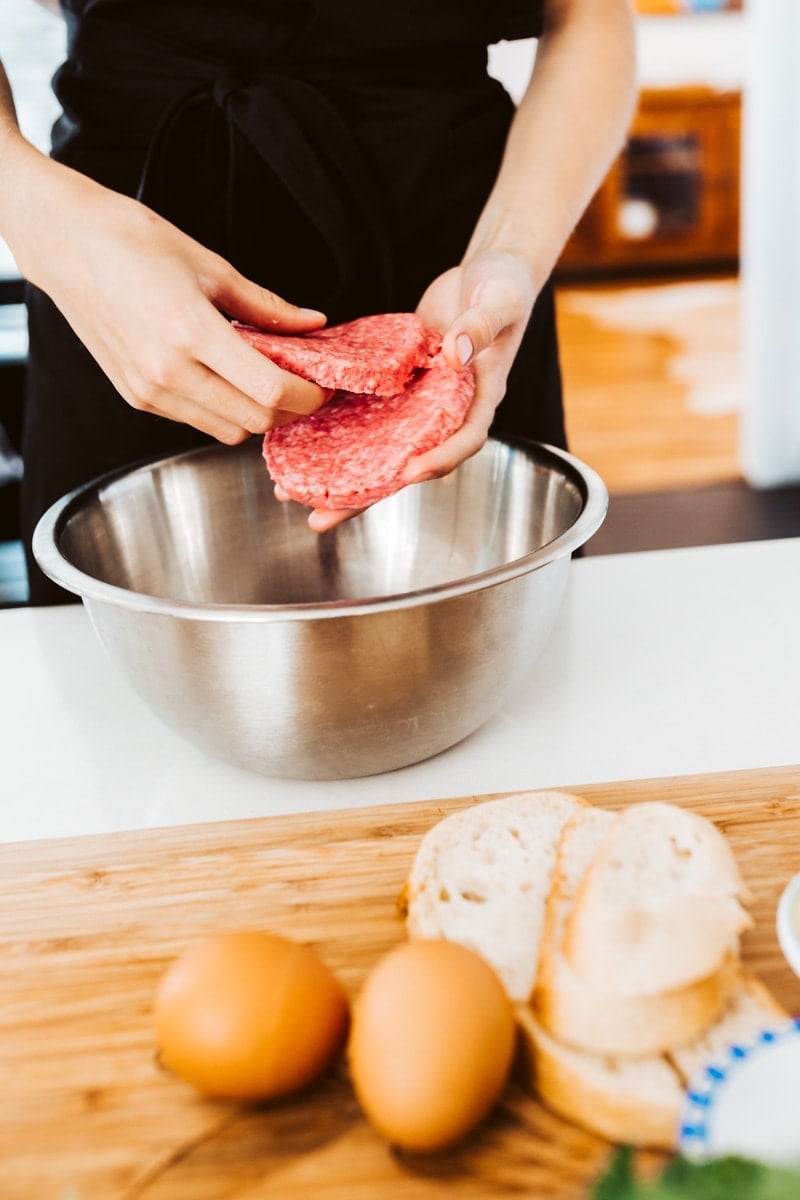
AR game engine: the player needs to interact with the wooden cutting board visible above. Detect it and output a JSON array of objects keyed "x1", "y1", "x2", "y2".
[{"x1": 4, "y1": 765, "x2": 800, "y2": 1200}]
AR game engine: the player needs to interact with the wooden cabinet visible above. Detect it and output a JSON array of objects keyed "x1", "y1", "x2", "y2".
[{"x1": 558, "y1": 86, "x2": 742, "y2": 277}]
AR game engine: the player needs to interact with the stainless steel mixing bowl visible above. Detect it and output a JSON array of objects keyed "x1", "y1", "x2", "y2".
[{"x1": 33, "y1": 437, "x2": 607, "y2": 779}]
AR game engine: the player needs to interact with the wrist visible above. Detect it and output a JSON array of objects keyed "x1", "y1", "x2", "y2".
[
  {"x1": 0, "y1": 136, "x2": 53, "y2": 279},
  {"x1": 0, "y1": 144, "x2": 102, "y2": 286},
  {"x1": 463, "y1": 204, "x2": 564, "y2": 294}
]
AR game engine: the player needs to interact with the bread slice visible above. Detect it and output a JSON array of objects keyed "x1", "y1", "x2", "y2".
[
  {"x1": 516, "y1": 1004, "x2": 684, "y2": 1150},
  {"x1": 565, "y1": 802, "x2": 752, "y2": 997},
  {"x1": 403, "y1": 791, "x2": 590, "y2": 1003},
  {"x1": 534, "y1": 809, "x2": 738, "y2": 1057},
  {"x1": 517, "y1": 971, "x2": 787, "y2": 1150}
]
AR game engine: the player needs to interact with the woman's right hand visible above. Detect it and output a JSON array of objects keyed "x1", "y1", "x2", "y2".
[{"x1": 6, "y1": 151, "x2": 328, "y2": 443}]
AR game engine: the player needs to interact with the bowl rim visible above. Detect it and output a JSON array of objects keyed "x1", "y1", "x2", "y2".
[
  {"x1": 32, "y1": 437, "x2": 608, "y2": 622},
  {"x1": 776, "y1": 871, "x2": 800, "y2": 980}
]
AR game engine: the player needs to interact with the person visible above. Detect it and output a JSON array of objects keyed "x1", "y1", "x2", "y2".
[{"x1": 0, "y1": 0, "x2": 637, "y2": 604}]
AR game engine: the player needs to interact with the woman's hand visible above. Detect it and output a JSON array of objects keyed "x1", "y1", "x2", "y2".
[
  {"x1": 10, "y1": 158, "x2": 328, "y2": 444},
  {"x1": 406, "y1": 249, "x2": 537, "y2": 481},
  {"x1": 304, "y1": 250, "x2": 537, "y2": 533}
]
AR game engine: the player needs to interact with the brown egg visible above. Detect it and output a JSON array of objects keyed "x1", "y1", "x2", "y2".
[
  {"x1": 153, "y1": 931, "x2": 349, "y2": 1100},
  {"x1": 348, "y1": 939, "x2": 516, "y2": 1152}
]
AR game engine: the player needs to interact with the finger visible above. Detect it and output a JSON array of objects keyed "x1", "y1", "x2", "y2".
[
  {"x1": 268, "y1": 408, "x2": 304, "y2": 428},
  {"x1": 403, "y1": 366, "x2": 504, "y2": 483},
  {"x1": 441, "y1": 277, "x2": 528, "y2": 370},
  {"x1": 212, "y1": 267, "x2": 327, "y2": 334},
  {"x1": 308, "y1": 506, "x2": 366, "y2": 533},
  {"x1": 402, "y1": 418, "x2": 488, "y2": 484},
  {"x1": 415, "y1": 266, "x2": 461, "y2": 331},
  {"x1": 272, "y1": 486, "x2": 360, "y2": 522},
  {"x1": 200, "y1": 313, "x2": 328, "y2": 417},
  {"x1": 162, "y1": 358, "x2": 310, "y2": 434},
  {"x1": 144, "y1": 390, "x2": 251, "y2": 445},
  {"x1": 441, "y1": 309, "x2": 502, "y2": 372},
  {"x1": 124, "y1": 347, "x2": 299, "y2": 439}
]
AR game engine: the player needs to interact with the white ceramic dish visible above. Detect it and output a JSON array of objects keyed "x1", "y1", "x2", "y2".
[
  {"x1": 679, "y1": 1020, "x2": 800, "y2": 1165},
  {"x1": 777, "y1": 872, "x2": 800, "y2": 980}
]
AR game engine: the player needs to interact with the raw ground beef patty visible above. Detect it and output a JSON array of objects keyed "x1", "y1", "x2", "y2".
[
  {"x1": 263, "y1": 353, "x2": 476, "y2": 510},
  {"x1": 233, "y1": 312, "x2": 440, "y2": 395}
]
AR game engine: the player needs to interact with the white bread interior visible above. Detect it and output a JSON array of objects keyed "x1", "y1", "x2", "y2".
[
  {"x1": 517, "y1": 971, "x2": 788, "y2": 1150},
  {"x1": 404, "y1": 790, "x2": 589, "y2": 1003},
  {"x1": 404, "y1": 790, "x2": 783, "y2": 1150},
  {"x1": 564, "y1": 802, "x2": 752, "y2": 997},
  {"x1": 534, "y1": 808, "x2": 739, "y2": 1057}
]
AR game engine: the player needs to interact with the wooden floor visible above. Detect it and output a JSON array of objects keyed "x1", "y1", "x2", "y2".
[{"x1": 556, "y1": 275, "x2": 742, "y2": 494}]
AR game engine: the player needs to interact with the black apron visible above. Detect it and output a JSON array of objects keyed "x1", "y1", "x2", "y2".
[{"x1": 22, "y1": 0, "x2": 564, "y2": 604}]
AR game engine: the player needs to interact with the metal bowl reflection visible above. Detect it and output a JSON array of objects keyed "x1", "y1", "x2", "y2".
[{"x1": 33, "y1": 436, "x2": 607, "y2": 779}]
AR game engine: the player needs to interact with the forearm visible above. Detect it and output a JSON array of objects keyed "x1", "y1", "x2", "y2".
[
  {"x1": 0, "y1": 60, "x2": 58, "y2": 277},
  {"x1": 0, "y1": 58, "x2": 19, "y2": 132},
  {"x1": 0, "y1": 58, "x2": 42, "y2": 243},
  {"x1": 0, "y1": 60, "x2": 109, "y2": 289},
  {"x1": 467, "y1": 0, "x2": 638, "y2": 287}
]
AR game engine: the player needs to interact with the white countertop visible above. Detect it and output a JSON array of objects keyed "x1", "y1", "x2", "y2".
[{"x1": 4, "y1": 538, "x2": 798, "y2": 845}]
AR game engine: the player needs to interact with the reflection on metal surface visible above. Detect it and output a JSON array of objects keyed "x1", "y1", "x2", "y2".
[{"x1": 34, "y1": 438, "x2": 607, "y2": 779}]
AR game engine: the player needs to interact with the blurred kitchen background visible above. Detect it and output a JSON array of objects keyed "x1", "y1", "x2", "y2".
[{"x1": 1, "y1": 0, "x2": 799, "y2": 606}]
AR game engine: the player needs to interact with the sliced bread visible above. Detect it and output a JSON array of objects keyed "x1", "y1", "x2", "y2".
[
  {"x1": 403, "y1": 790, "x2": 590, "y2": 1003},
  {"x1": 516, "y1": 1004, "x2": 684, "y2": 1150},
  {"x1": 534, "y1": 808, "x2": 738, "y2": 1057},
  {"x1": 564, "y1": 802, "x2": 752, "y2": 997},
  {"x1": 517, "y1": 970, "x2": 787, "y2": 1150}
]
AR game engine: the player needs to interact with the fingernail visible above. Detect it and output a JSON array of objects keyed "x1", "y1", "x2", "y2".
[
  {"x1": 456, "y1": 334, "x2": 473, "y2": 365},
  {"x1": 298, "y1": 308, "x2": 326, "y2": 320}
]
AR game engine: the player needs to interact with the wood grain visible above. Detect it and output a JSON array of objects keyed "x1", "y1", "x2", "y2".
[
  {"x1": 2, "y1": 765, "x2": 800, "y2": 1200},
  {"x1": 557, "y1": 278, "x2": 741, "y2": 495}
]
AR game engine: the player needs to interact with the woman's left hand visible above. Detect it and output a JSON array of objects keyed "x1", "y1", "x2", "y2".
[
  {"x1": 304, "y1": 249, "x2": 537, "y2": 532},
  {"x1": 405, "y1": 248, "x2": 537, "y2": 483}
]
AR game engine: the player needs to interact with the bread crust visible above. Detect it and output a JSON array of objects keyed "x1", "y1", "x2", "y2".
[
  {"x1": 517, "y1": 971, "x2": 787, "y2": 1151},
  {"x1": 515, "y1": 1005, "x2": 682, "y2": 1150},
  {"x1": 536, "y1": 952, "x2": 739, "y2": 1058},
  {"x1": 534, "y1": 809, "x2": 740, "y2": 1056},
  {"x1": 564, "y1": 803, "x2": 752, "y2": 997},
  {"x1": 404, "y1": 790, "x2": 590, "y2": 1003},
  {"x1": 403, "y1": 791, "x2": 784, "y2": 1151}
]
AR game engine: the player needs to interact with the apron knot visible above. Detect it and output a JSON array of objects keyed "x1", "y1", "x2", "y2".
[{"x1": 135, "y1": 65, "x2": 394, "y2": 317}]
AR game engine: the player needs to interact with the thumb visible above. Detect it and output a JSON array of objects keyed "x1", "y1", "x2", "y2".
[
  {"x1": 441, "y1": 276, "x2": 522, "y2": 369},
  {"x1": 213, "y1": 269, "x2": 327, "y2": 334},
  {"x1": 442, "y1": 307, "x2": 505, "y2": 371}
]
